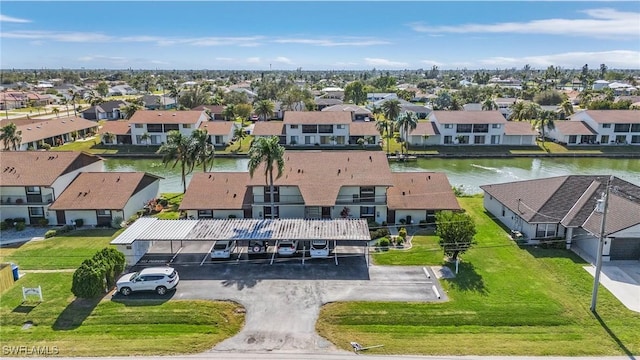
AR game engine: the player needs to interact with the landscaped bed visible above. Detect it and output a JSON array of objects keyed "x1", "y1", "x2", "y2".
[{"x1": 317, "y1": 197, "x2": 640, "y2": 356}]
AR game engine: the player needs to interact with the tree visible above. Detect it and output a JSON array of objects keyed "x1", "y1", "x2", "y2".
[
  {"x1": 68, "y1": 89, "x2": 79, "y2": 117},
  {"x1": 375, "y1": 117, "x2": 392, "y2": 155},
  {"x1": 102, "y1": 132, "x2": 115, "y2": 145},
  {"x1": 481, "y1": 98, "x2": 497, "y2": 111},
  {"x1": 167, "y1": 82, "x2": 180, "y2": 106},
  {"x1": 533, "y1": 109, "x2": 556, "y2": 148},
  {"x1": 222, "y1": 104, "x2": 236, "y2": 121},
  {"x1": 121, "y1": 103, "x2": 142, "y2": 120},
  {"x1": 157, "y1": 130, "x2": 196, "y2": 193},
  {"x1": 560, "y1": 99, "x2": 574, "y2": 118},
  {"x1": 255, "y1": 99, "x2": 274, "y2": 121},
  {"x1": 139, "y1": 132, "x2": 151, "y2": 146},
  {"x1": 248, "y1": 136, "x2": 285, "y2": 219},
  {"x1": 435, "y1": 210, "x2": 477, "y2": 261},
  {"x1": 533, "y1": 90, "x2": 563, "y2": 105},
  {"x1": 85, "y1": 90, "x2": 103, "y2": 120},
  {"x1": 191, "y1": 128, "x2": 215, "y2": 172},
  {"x1": 233, "y1": 126, "x2": 247, "y2": 151},
  {"x1": 178, "y1": 85, "x2": 211, "y2": 109},
  {"x1": 1, "y1": 122, "x2": 22, "y2": 151},
  {"x1": 96, "y1": 81, "x2": 109, "y2": 97},
  {"x1": 381, "y1": 99, "x2": 401, "y2": 123},
  {"x1": 234, "y1": 103, "x2": 253, "y2": 125},
  {"x1": 395, "y1": 112, "x2": 418, "y2": 155},
  {"x1": 433, "y1": 90, "x2": 453, "y2": 110},
  {"x1": 344, "y1": 81, "x2": 367, "y2": 105},
  {"x1": 52, "y1": 106, "x2": 60, "y2": 118}
]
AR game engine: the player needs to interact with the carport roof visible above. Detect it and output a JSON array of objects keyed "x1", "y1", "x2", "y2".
[{"x1": 110, "y1": 218, "x2": 371, "y2": 245}]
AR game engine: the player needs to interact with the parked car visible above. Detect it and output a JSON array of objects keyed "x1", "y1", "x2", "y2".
[
  {"x1": 277, "y1": 240, "x2": 298, "y2": 256},
  {"x1": 211, "y1": 240, "x2": 236, "y2": 259},
  {"x1": 248, "y1": 240, "x2": 269, "y2": 257},
  {"x1": 310, "y1": 240, "x2": 330, "y2": 258},
  {"x1": 116, "y1": 267, "x2": 179, "y2": 296}
]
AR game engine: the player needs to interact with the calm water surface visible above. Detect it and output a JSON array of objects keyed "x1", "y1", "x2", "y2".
[{"x1": 104, "y1": 157, "x2": 640, "y2": 194}]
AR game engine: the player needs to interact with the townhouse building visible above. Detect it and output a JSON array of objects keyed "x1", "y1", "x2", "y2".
[{"x1": 128, "y1": 110, "x2": 207, "y2": 145}]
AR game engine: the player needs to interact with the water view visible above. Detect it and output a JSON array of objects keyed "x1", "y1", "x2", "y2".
[{"x1": 103, "y1": 157, "x2": 640, "y2": 194}]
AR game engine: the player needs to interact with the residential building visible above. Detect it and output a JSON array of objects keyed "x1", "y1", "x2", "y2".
[
  {"x1": 129, "y1": 110, "x2": 207, "y2": 145},
  {"x1": 81, "y1": 100, "x2": 127, "y2": 121},
  {"x1": 49, "y1": 172, "x2": 161, "y2": 226},
  {"x1": 367, "y1": 93, "x2": 398, "y2": 102},
  {"x1": 321, "y1": 104, "x2": 372, "y2": 121},
  {"x1": 179, "y1": 173, "x2": 252, "y2": 219},
  {"x1": 569, "y1": 110, "x2": 640, "y2": 145},
  {"x1": 0, "y1": 152, "x2": 103, "y2": 225},
  {"x1": 17, "y1": 117, "x2": 99, "y2": 150},
  {"x1": 141, "y1": 95, "x2": 177, "y2": 110},
  {"x1": 495, "y1": 98, "x2": 517, "y2": 118},
  {"x1": 192, "y1": 105, "x2": 225, "y2": 120},
  {"x1": 285, "y1": 111, "x2": 352, "y2": 146},
  {"x1": 481, "y1": 175, "x2": 640, "y2": 261},
  {"x1": 198, "y1": 121, "x2": 239, "y2": 146},
  {"x1": 545, "y1": 121, "x2": 598, "y2": 145},
  {"x1": 429, "y1": 111, "x2": 508, "y2": 145},
  {"x1": 98, "y1": 121, "x2": 132, "y2": 145},
  {"x1": 502, "y1": 122, "x2": 539, "y2": 145},
  {"x1": 314, "y1": 98, "x2": 343, "y2": 111}
]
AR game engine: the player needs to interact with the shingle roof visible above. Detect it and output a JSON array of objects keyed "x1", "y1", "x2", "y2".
[
  {"x1": 315, "y1": 98, "x2": 343, "y2": 106},
  {"x1": 387, "y1": 172, "x2": 460, "y2": 211},
  {"x1": 283, "y1": 111, "x2": 352, "y2": 125},
  {"x1": 552, "y1": 121, "x2": 597, "y2": 135},
  {"x1": 504, "y1": 121, "x2": 538, "y2": 136},
  {"x1": 49, "y1": 172, "x2": 161, "y2": 210},
  {"x1": 580, "y1": 110, "x2": 640, "y2": 124},
  {"x1": 129, "y1": 110, "x2": 204, "y2": 124},
  {"x1": 82, "y1": 100, "x2": 127, "y2": 114},
  {"x1": 179, "y1": 172, "x2": 251, "y2": 210},
  {"x1": 349, "y1": 122, "x2": 379, "y2": 136},
  {"x1": 409, "y1": 122, "x2": 440, "y2": 136},
  {"x1": 99, "y1": 120, "x2": 131, "y2": 135},
  {"x1": 321, "y1": 105, "x2": 372, "y2": 115},
  {"x1": 252, "y1": 121, "x2": 285, "y2": 136},
  {"x1": 583, "y1": 194, "x2": 640, "y2": 236},
  {"x1": 192, "y1": 105, "x2": 224, "y2": 113},
  {"x1": 0, "y1": 151, "x2": 102, "y2": 187},
  {"x1": 247, "y1": 151, "x2": 394, "y2": 207},
  {"x1": 199, "y1": 121, "x2": 235, "y2": 135},
  {"x1": 431, "y1": 111, "x2": 507, "y2": 124},
  {"x1": 17, "y1": 117, "x2": 99, "y2": 144}
]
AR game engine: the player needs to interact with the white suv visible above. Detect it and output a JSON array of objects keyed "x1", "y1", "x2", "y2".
[
  {"x1": 211, "y1": 240, "x2": 236, "y2": 259},
  {"x1": 310, "y1": 240, "x2": 330, "y2": 258},
  {"x1": 277, "y1": 240, "x2": 298, "y2": 256},
  {"x1": 116, "y1": 267, "x2": 179, "y2": 296}
]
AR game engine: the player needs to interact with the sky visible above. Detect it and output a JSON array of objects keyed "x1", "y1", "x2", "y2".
[{"x1": 1, "y1": 1, "x2": 639, "y2": 70}]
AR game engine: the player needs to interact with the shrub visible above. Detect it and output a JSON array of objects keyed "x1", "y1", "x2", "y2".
[
  {"x1": 71, "y1": 247, "x2": 125, "y2": 298},
  {"x1": 4, "y1": 218, "x2": 14, "y2": 227},
  {"x1": 377, "y1": 238, "x2": 390, "y2": 247},
  {"x1": 0, "y1": 222, "x2": 7, "y2": 231},
  {"x1": 38, "y1": 218, "x2": 49, "y2": 227},
  {"x1": 14, "y1": 218, "x2": 26, "y2": 223},
  {"x1": 398, "y1": 227, "x2": 407, "y2": 240},
  {"x1": 45, "y1": 230, "x2": 57, "y2": 238},
  {"x1": 399, "y1": 218, "x2": 407, "y2": 225},
  {"x1": 381, "y1": 221, "x2": 388, "y2": 227},
  {"x1": 419, "y1": 220, "x2": 428, "y2": 228},
  {"x1": 370, "y1": 228, "x2": 390, "y2": 240},
  {"x1": 41, "y1": 143, "x2": 51, "y2": 150},
  {"x1": 74, "y1": 219, "x2": 84, "y2": 227},
  {"x1": 15, "y1": 222, "x2": 26, "y2": 231},
  {"x1": 157, "y1": 198, "x2": 169, "y2": 207},
  {"x1": 111, "y1": 216, "x2": 123, "y2": 229},
  {"x1": 367, "y1": 220, "x2": 380, "y2": 229},
  {"x1": 396, "y1": 237, "x2": 404, "y2": 246},
  {"x1": 228, "y1": 214, "x2": 237, "y2": 219}
]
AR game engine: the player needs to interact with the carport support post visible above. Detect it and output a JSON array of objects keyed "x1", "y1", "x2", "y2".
[
  {"x1": 334, "y1": 240, "x2": 338, "y2": 265},
  {"x1": 591, "y1": 175, "x2": 612, "y2": 313},
  {"x1": 302, "y1": 245, "x2": 305, "y2": 265}
]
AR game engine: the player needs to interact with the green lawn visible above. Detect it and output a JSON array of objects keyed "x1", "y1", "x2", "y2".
[
  {"x1": 0, "y1": 229, "x2": 119, "y2": 270},
  {"x1": 317, "y1": 197, "x2": 640, "y2": 356},
  {"x1": 0, "y1": 273, "x2": 244, "y2": 356},
  {"x1": 154, "y1": 193, "x2": 185, "y2": 220},
  {"x1": 372, "y1": 230, "x2": 444, "y2": 265}
]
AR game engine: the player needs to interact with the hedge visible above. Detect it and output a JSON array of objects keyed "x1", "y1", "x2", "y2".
[{"x1": 71, "y1": 247, "x2": 125, "y2": 298}]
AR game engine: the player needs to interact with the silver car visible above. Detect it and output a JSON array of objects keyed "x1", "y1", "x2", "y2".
[{"x1": 116, "y1": 267, "x2": 179, "y2": 296}]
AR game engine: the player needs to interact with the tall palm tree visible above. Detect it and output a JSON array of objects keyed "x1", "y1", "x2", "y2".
[
  {"x1": 533, "y1": 109, "x2": 556, "y2": 150},
  {"x1": 560, "y1": 99, "x2": 574, "y2": 118},
  {"x1": 223, "y1": 104, "x2": 236, "y2": 121},
  {"x1": 381, "y1": 99, "x2": 401, "y2": 124},
  {"x1": 482, "y1": 98, "x2": 497, "y2": 111},
  {"x1": 157, "y1": 130, "x2": 196, "y2": 193},
  {"x1": 52, "y1": 107, "x2": 60, "y2": 118},
  {"x1": 122, "y1": 103, "x2": 142, "y2": 120},
  {"x1": 85, "y1": 90, "x2": 103, "y2": 120},
  {"x1": 395, "y1": 112, "x2": 418, "y2": 156},
  {"x1": 508, "y1": 101, "x2": 527, "y2": 121},
  {"x1": 191, "y1": 128, "x2": 215, "y2": 172},
  {"x1": 140, "y1": 132, "x2": 151, "y2": 146},
  {"x1": 1, "y1": 122, "x2": 22, "y2": 151},
  {"x1": 248, "y1": 136, "x2": 285, "y2": 219},
  {"x1": 167, "y1": 82, "x2": 180, "y2": 107},
  {"x1": 255, "y1": 99, "x2": 274, "y2": 121},
  {"x1": 67, "y1": 89, "x2": 79, "y2": 117},
  {"x1": 233, "y1": 126, "x2": 247, "y2": 151}
]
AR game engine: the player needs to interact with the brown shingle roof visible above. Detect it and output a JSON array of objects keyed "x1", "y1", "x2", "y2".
[
  {"x1": 129, "y1": 110, "x2": 204, "y2": 124},
  {"x1": 321, "y1": 104, "x2": 372, "y2": 115},
  {"x1": 99, "y1": 120, "x2": 131, "y2": 135},
  {"x1": 17, "y1": 117, "x2": 99, "y2": 144},
  {"x1": 504, "y1": 121, "x2": 538, "y2": 136},
  {"x1": 283, "y1": 111, "x2": 352, "y2": 125},
  {"x1": 252, "y1": 122, "x2": 284, "y2": 136},
  {"x1": 179, "y1": 172, "x2": 251, "y2": 210},
  {"x1": 248, "y1": 151, "x2": 394, "y2": 207},
  {"x1": 199, "y1": 121, "x2": 235, "y2": 135},
  {"x1": 349, "y1": 122, "x2": 379, "y2": 136},
  {"x1": 583, "y1": 194, "x2": 640, "y2": 236},
  {"x1": 192, "y1": 105, "x2": 224, "y2": 114},
  {"x1": 431, "y1": 111, "x2": 507, "y2": 124},
  {"x1": 0, "y1": 151, "x2": 102, "y2": 187},
  {"x1": 409, "y1": 121, "x2": 439, "y2": 136},
  {"x1": 552, "y1": 121, "x2": 597, "y2": 135},
  {"x1": 580, "y1": 110, "x2": 640, "y2": 124},
  {"x1": 387, "y1": 172, "x2": 460, "y2": 211},
  {"x1": 49, "y1": 172, "x2": 161, "y2": 210}
]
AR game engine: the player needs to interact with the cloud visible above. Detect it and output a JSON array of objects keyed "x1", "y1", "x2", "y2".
[
  {"x1": 421, "y1": 60, "x2": 444, "y2": 67},
  {"x1": 409, "y1": 8, "x2": 640, "y2": 38},
  {"x1": 364, "y1": 58, "x2": 408, "y2": 68},
  {"x1": 478, "y1": 50, "x2": 640, "y2": 69},
  {"x1": 0, "y1": 14, "x2": 31, "y2": 23},
  {"x1": 3, "y1": 30, "x2": 112, "y2": 42},
  {"x1": 273, "y1": 37, "x2": 390, "y2": 46},
  {"x1": 274, "y1": 56, "x2": 293, "y2": 64},
  {"x1": 215, "y1": 57, "x2": 234, "y2": 62},
  {"x1": 78, "y1": 55, "x2": 128, "y2": 64},
  {"x1": 246, "y1": 57, "x2": 261, "y2": 64}
]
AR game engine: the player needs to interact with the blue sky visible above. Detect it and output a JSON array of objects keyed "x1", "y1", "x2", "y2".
[{"x1": 1, "y1": 1, "x2": 639, "y2": 70}]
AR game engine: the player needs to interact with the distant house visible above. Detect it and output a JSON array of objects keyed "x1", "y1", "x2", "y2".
[
  {"x1": 429, "y1": 111, "x2": 509, "y2": 145},
  {"x1": 314, "y1": 98, "x2": 343, "y2": 111},
  {"x1": 0, "y1": 151, "x2": 103, "y2": 225},
  {"x1": 81, "y1": 100, "x2": 128, "y2": 121},
  {"x1": 17, "y1": 117, "x2": 99, "y2": 150},
  {"x1": 98, "y1": 120, "x2": 132, "y2": 145},
  {"x1": 49, "y1": 172, "x2": 161, "y2": 227},
  {"x1": 128, "y1": 110, "x2": 207, "y2": 145},
  {"x1": 141, "y1": 95, "x2": 176, "y2": 110},
  {"x1": 545, "y1": 121, "x2": 598, "y2": 145},
  {"x1": 481, "y1": 175, "x2": 640, "y2": 261},
  {"x1": 321, "y1": 104, "x2": 372, "y2": 121},
  {"x1": 401, "y1": 104, "x2": 432, "y2": 119},
  {"x1": 108, "y1": 85, "x2": 138, "y2": 96},
  {"x1": 320, "y1": 87, "x2": 344, "y2": 100},
  {"x1": 367, "y1": 93, "x2": 397, "y2": 102},
  {"x1": 198, "y1": 121, "x2": 238, "y2": 146},
  {"x1": 568, "y1": 110, "x2": 640, "y2": 145},
  {"x1": 495, "y1": 98, "x2": 517, "y2": 118},
  {"x1": 192, "y1": 105, "x2": 225, "y2": 120}
]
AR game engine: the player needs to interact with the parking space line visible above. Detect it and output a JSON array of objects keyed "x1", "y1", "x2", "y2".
[
  {"x1": 236, "y1": 246, "x2": 244, "y2": 263},
  {"x1": 200, "y1": 243, "x2": 216, "y2": 266},
  {"x1": 169, "y1": 247, "x2": 183, "y2": 264}
]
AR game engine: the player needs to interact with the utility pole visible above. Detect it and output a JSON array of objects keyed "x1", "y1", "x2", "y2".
[{"x1": 590, "y1": 175, "x2": 613, "y2": 313}]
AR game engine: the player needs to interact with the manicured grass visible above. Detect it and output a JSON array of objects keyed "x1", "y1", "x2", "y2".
[
  {"x1": 0, "y1": 273, "x2": 245, "y2": 356},
  {"x1": 154, "y1": 193, "x2": 185, "y2": 220},
  {"x1": 317, "y1": 197, "x2": 640, "y2": 356},
  {"x1": 53, "y1": 141, "x2": 160, "y2": 155},
  {"x1": 0, "y1": 229, "x2": 118, "y2": 270},
  {"x1": 372, "y1": 231, "x2": 444, "y2": 265}
]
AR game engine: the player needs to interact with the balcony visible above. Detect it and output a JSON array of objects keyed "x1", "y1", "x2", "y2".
[
  {"x1": 336, "y1": 194, "x2": 386, "y2": 205},
  {"x1": 252, "y1": 194, "x2": 304, "y2": 205},
  {"x1": 1, "y1": 194, "x2": 53, "y2": 205}
]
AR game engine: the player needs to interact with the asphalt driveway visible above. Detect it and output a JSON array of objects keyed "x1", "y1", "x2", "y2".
[{"x1": 119, "y1": 256, "x2": 446, "y2": 353}]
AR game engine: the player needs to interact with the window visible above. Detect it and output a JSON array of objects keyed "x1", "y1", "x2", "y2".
[
  {"x1": 600, "y1": 135, "x2": 609, "y2": 144},
  {"x1": 602, "y1": 123, "x2": 611, "y2": 129},
  {"x1": 474, "y1": 135, "x2": 485, "y2": 144},
  {"x1": 290, "y1": 124, "x2": 298, "y2": 129},
  {"x1": 97, "y1": 210, "x2": 111, "y2": 216},
  {"x1": 631, "y1": 135, "x2": 640, "y2": 144},
  {"x1": 335, "y1": 136, "x2": 346, "y2": 145},
  {"x1": 28, "y1": 207, "x2": 44, "y2": 217},
  {"x1": 164, "y1": 124, "x2": 179, "y2": 132},
  {"x1": 631, "y1": 124, "x2": 640, "y2": 132},
  {"x1": 264, "y1": 206, "x2": 279, "y2": 218},
  {"x1": 182, "y1": 124, "x2": 192, "y2": 129},
  {"x1": 360, "y1": 206, "x2": 375, "y2": 218},
  {"x1": 473, "y1": 124, "x2": 489, "y2": 133},
  {"x1": 214, "y1": 135, "x2": 223, "y2": 144},
  {"x1": 336, "y1": 124, "x2": 345, "y2": 129},
  {"x1": 302, "y1": 125, "x2": 317, "y2": 133},
  {"x1": 535, "y1": 223, "x2": 557, "y2": 238},
  {"x1": 26, "y1": 186, "x2": 41, "y2": 194},
  {"x1": 457, "y1": 135, "x2": 469, "y2": 144},
  {"x1": 444, "y1": 136, "x2": 453, "y2": 144},
  {"x1": 615, "y1": 135, "x2": 627, "y2": 144},
  {"x1": 304, "y1": 135, "x2": 315, "y2": 145},
  {"x1": 146, "y1": 124, "x2": 162, "y2": 132},
  {"x1": 444, "y1": 124, "x2": 453, "y2": 129},
  {"x1": 614, "y1": 124, "x2": 631, "y2": 133},
  {"x1": 492, "y1": 124, "x2": 502, "y2": 129},
  {"x1": 456, "y1": 124, "x2": 472, "y2": 133},
  {"x1": 320, "y1": 136, "x2": 331, "y2": 145},
  {"x1": 568, "y1": 135, "x2": 577, "y2": 144},
  {"x1": 134, "y1": 123, "x2": 144, "y2": 128},
  {"x1": 290, "y1": 135, "x2": 299, "y2": 144},
  {"x1": 318, "y1": 125, "x2": 333, "y2": 133},
  {"x1": 491, "y1": 135, "x2": 500, "y2": 144},
  {"x1": 197, "y1": 210, "x2": 213, "y2": 218},
  {"x1": 264, "y1": 186, "x2": 279, "y2": 202},
  {"x1": 360, "y1": 187, "x2": 375, "y2": 203}
]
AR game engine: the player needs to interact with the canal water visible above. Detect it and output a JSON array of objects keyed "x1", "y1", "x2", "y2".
[{"x1": 104, "y1": 157, "x2": 640, "y2": 194}]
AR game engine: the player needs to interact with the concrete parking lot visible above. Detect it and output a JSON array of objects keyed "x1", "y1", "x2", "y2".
[{"x1": 125, "y1": 240, "x2": 447, "y2": 353}]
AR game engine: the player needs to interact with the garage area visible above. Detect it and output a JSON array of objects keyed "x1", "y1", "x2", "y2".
[{"x1": 609, "y1": 237, "x2": 640, "y2": 261}]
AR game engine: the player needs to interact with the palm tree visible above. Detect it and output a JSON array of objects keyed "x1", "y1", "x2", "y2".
[
  {"x1": 191, "y1": 128, "x2": 215, "y2": 172},
  {"x1": 67, "y1": 89, "x2": 79, "y2": 117},
  {"x1": 157, "y1": 130, "x2": 196, "y2": 193},
  {"x1": 167, "y1": 82, "x2": 180, "y2": 107},
  {"x1": 122, "y1": 103, "x2": 142, "y2": 120},
  {"x1": 233, "y1": 126, "x2": 247, "y2": 151},
  {"x1": 255, "y1": 99, "x2": 274, "y2": 121},
  {"x1": 482, "y1": 98, "x2": 497, "y2": 111},
  {"x1": 223, "y1": 104, "x2": 236, "y2": 121},
  {"x1": 1, "y1": 122, "x2": 22, "y2": 151},
  {"x1": 140, "y1": 132, "x2": 151, "y2": 146},
  {"x1": 248, "y1": 136, "x2": 285, "y2": 219},
  {"x1": 85, "y1": 90, "x2": 103, "y2": 120},
  {"x1": 102, "y1": 132, "x2": 115, "y2": 145},
  {"x1": 533, "y1": 110, "x2": 556, "y2": 150},
  {"x1": 560, "y1": 99, "x2": 574, "y2": 118},
  {"x1": 60, "y1": 98, "x2": 71, "y2": 117},
  {"x1": 52, "y1": 107, "x2": 60, "y2": 118},
  {"x1": 395, "y1": 112, "x2": 418, "y2": 156},
  {"x1": 381, "y1": 99, "x2": 401, "y2": 124},
  {"x1": 508, "y1": 101, "x2": 527, "y2": 121}
]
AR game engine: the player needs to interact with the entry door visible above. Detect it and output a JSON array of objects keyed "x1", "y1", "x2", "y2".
[
  {"x1": 322, "y1": 207, "x2": 331, "y2": 219},
  {"x1": 56, "y1": 211, "x2": 66, "y2": 225}
]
